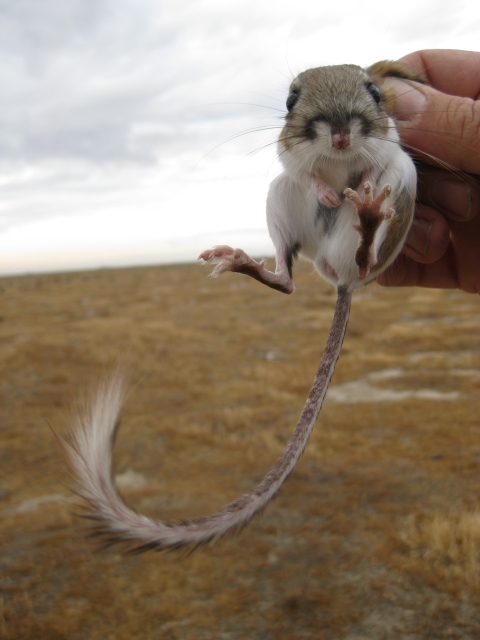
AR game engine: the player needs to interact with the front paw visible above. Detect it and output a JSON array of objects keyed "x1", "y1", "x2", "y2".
[
  {"x1": 310, "y1": 174, "x2": 341, "y2": 208},
  {"x1": 319, "y1": 192, "x2": 341, "y2": 208}
]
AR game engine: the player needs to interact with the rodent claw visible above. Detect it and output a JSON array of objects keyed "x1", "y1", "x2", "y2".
[
  {"x1": 199, "y1": 245, "x2": 235, "y2": 263},
  {"x1": 345, "y1": 182, "x2": 396, "y2": 279}
]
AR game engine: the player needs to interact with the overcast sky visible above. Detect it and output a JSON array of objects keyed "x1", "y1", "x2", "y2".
[{"x1": 2, "y1": 0, "x2": 480, "y2": 274}]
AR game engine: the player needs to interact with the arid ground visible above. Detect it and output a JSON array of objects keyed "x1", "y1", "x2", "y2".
[{"x1": 1, "y1": 259, "x2": 480, "y2": 639}]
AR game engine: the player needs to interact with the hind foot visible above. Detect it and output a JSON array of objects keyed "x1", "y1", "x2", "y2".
[
  {"x1": 344, "y1": 182, "x2": 395, "y2": 279},
  {"x1": 199, "y1": 246, "x2": 294, "y2": 294}
]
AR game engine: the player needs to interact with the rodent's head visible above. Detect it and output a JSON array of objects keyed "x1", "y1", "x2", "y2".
[{"x1": 279, "y1": 62, "x2": 425, "y2": 171}]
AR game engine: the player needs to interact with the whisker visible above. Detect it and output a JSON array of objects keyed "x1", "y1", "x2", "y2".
[
  {"x1": 387, "y1": 129, "x2": 480, "y2": 181},
  {"x1": 195, "y1": 101, "x2": 285, "y2": 112},
  {"x1": 402, "y1": 144, "x2": 479, "y2": 185},
  {"x1": 244, "y1": 139, "x2": 281, "y2": 158},
  {"x1": 392, "y1": 126, "x2": 480, "y2": 158},
  {"x1": 251, "y1": 92, "x2": 286, "y2": 105},
  {"x1": 382, "y1": 84, "x2": 423, "y2": 107},
  {"x1": 197, "y1": 126, "x2": 284, "y2": 164},
  {"x1": 366, "y1": 132, "x2": 478, "y2": 186}
]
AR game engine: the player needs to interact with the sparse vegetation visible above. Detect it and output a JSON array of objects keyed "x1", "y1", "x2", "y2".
[
  {"x1": 402, "y1": 511, "x2": 480, "y2": 584},
  {"x1": 1, "y1": 261, "x2": 480, "y2": 639}
]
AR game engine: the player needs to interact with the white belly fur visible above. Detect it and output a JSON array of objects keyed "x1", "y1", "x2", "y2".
[{"x1": 266, "y1": 145, "x2": 416, "y2": 290}]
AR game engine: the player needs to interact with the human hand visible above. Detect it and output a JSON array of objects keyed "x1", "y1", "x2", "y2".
[{"x1": 376, "y1": 49, "x2": 480, "y2": 294}]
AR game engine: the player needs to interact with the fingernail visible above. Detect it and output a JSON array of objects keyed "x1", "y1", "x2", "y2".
[
  {"x1": 405, "y1": 218, "x2": 433, "y2": 257},
  {"x1": 383, "y1": 78, "x2": 427, "y2": 122},
  {"x1": 430, "y1": 179, "x2": 473, "y2": 219}
]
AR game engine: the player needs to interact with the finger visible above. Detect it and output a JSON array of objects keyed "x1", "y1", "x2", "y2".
[
  {"x1": 402, "y1": 204, "x2": 450, "y2": 264},
  {"x1": 398, "y1": 50, "x2": 480, "y2": 99},
  {"x1": 416, "y1": 165, "x2": 480, "y2": 222},
  {"x1": 448, "y1": 213, "x2": 480, "y2": 293},
  {"x1": 379, "y1": 210, "x2": 480, "y2": 293},
  {"x1": 385, "y1": 79, "x2": 480, "y2": 175},
  {"x1": 377, "y1": 249, "x2": 459, "y2": 289}
]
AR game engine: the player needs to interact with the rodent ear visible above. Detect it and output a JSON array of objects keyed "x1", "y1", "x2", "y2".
[
  {"x1": 367, "y1": 60, "x2": 427, "y2": 116},
  {"x1": 367, "y1": 60, "x2": 427, "y2": 85}
]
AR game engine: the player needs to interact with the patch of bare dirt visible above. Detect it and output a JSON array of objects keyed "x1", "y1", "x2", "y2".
[{"x1": 1, "y1": 260, "x2": 480, "y2": 639}]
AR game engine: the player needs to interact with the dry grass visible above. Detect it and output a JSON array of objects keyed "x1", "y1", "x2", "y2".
[
  {"x1": 1, "y1": 259, "x2": 480, "y2": 639},
  {"x1": 401, "y1": 512, "x2": 480, "y2": 584}
]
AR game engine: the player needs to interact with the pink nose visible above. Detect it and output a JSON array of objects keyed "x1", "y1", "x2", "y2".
[{"x1": 332, "y1": 132, "x2": 350, "y2": 149}]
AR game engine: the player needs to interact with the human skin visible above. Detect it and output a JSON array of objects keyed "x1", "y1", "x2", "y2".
[{"x1": 376, "y1": 49, "x2": 480, "y2": 294}]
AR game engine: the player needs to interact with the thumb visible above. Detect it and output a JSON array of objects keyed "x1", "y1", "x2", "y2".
[{"x1": 384, "y1": 78, "x2": 480, "y2": 175}]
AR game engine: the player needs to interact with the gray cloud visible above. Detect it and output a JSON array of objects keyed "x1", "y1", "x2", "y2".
[
  {"x1": 2, "y1": 0, "x2": 479, "y2": 275},
  {"x1": 1, "y1": 0, "x2": 279, "y2": 166}
]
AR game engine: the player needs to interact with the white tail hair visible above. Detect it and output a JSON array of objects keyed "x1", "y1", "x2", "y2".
[{"x1": 64, "y1": 289, "x2": 351, "y2": 552}]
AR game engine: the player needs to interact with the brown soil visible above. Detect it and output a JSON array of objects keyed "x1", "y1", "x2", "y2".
[{"x1": 1, "y1": 260, "x2": 480, "y2": 639}]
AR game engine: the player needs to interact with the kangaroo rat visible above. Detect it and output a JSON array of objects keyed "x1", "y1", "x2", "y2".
[{"x1": 64, "y1": 61, "x2": 425, "y2": 551}]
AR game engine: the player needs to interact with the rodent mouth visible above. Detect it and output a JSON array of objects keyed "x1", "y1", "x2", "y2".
[
  {"x1": 279, "y1": 130, "x2": 362, "y2": 168},
  {"x1": 322, "y1": 143, "x2": 357, "y2": 159}
]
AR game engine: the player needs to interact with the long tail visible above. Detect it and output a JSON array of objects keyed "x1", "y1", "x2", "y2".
[{"x1": 64, "y1": 288, "x2": 352, "y2": 551}]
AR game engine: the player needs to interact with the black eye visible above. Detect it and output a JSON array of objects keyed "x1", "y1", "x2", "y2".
[
  {"x1": 286, "y1": 91, "x2": 299, "y2": 112},
  {"x1": 367, "y1": 83, "x2": 381, "y2": 104}
]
